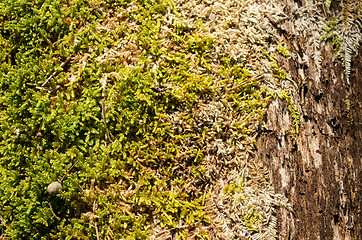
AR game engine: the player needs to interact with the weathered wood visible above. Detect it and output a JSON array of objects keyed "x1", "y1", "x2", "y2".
[{"x1": 256, "y1": 1, "x2": 361, "y2": 239}]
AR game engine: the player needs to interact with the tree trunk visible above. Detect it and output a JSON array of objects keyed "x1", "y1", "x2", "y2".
[{"x1": 256, "y1": 1, "x2": 361, "y2": 239}]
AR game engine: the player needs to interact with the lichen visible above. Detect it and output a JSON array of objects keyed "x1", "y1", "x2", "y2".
[{"x1": 295, "y1": 0, "x2": 362, "y2": 83}]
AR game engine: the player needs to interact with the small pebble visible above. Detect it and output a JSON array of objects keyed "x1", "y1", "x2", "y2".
[{"x1": 47, "y1": 182, "x2": 63, "y2": 196}]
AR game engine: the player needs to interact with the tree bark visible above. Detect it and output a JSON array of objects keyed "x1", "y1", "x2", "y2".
[{"x1": 256, "y1": 1, "x2": 361, "y2": 239}]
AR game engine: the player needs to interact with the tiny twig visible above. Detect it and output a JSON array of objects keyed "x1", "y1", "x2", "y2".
[
  {"x1": 43, "y1": 159, "x2": 80, "y2": 216},
  {"x1": 41, "y1": 57, "x2": 71, "y2": 87},
  {"x1": 321, "y1": 2, "x2": 327, "y2": 18},
  {"x1": 102, "y1": 99, "x2": 114, "y2": 144},
  {"x1": 0, "y1": 215, "x2": 6, "y2": 227},
  {"x1": 229, "y1": 74, "x2": 263, "y2": 91},
  {"x1": 94, "y1": 221, "x2": 100, "y2": 240},
  {"x1": 48, "y1": 203, "x2": 61, "y2": 221},
  {"x1": 59, "y1": 159, "x2": 80, "y2": 183},
  {"x1": 42, "y1": 206, "x2": 49, "y2": 215}
]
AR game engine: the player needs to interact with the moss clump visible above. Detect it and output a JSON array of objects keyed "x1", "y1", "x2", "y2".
[
  {"x1": 271, "y1": 64, "x2": 288, "y2": 80},
  {"x1": 0, "y1": 1, "x2": 209, "y2": 239},
  {"x1": 241, "y1": 209, "x2": 264, "y2": 232},
  {"x1": 224, "y1": 179, "x2": 245, "y2": 196},
  {"x1": 276, "y1": 40, "x2": 290, "y2": 57},
  {"x1": 0, "y1": 0, "x2": 294, "y2": 239},
  {"x1": 277, "y1": 90, "x2": 300, "y2": 135}
]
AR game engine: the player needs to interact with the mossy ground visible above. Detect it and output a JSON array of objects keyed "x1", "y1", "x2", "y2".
[{"x1": 0, "y1": 0, "x2": 295, "y2": 239}]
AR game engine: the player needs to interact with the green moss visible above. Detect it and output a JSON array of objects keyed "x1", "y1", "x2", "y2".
[
  {"x1": 0, "y1": 0, "x2": 218, "y2": 237},
  {"x1": 321, "y1": 17, "x2": 342, "y2": 58},
  {"x1": 223, "y1": 179, "x2": 245, "y2": 196},
  {"x1": 277, "y1": 91, "x2": 300, "y2": 135},
  {"x1": 241, "y1": 209, "x2": 263, "y2": 232},
  {"x1": 262, "y1": 48, "x2": 278, "y2": 62},
  {"x1": 276, "y1": 40, "x2": 290, "y2": 57},
  {"x1": 271, "y1": 64, "x2": 288, "y2": 80},
  {"x1": 0, "y1": 0, "x2": 293, "y2": 239}
]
